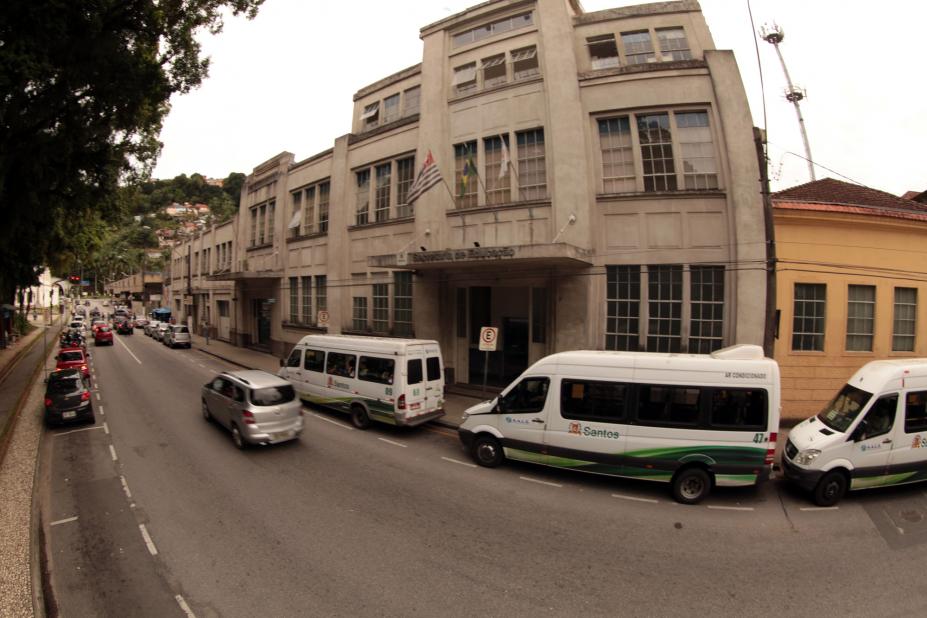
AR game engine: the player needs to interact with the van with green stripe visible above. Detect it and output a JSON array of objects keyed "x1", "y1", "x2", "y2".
[
  {"x1": 457, "y1": 344, "x2": 780, "y2": 504},
  {"x1": 279, "y1": 335, "x2": 444, "y2": 429}
]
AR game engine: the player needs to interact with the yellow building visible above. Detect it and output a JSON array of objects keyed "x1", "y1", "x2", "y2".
[{"x1": 773, "y1": 178, "x2": 927, "y2": 421}]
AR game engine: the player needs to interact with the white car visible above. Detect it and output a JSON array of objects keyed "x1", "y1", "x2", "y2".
[
  {"x1": 144, "y1": 320, "x2": 161, "y2": 336},
  {"x1": 164, "y1": 325, "x2": 192, "y2": 349},
  {"x1": 153, "y1": 323, "x2": 171, "y2": 341}
]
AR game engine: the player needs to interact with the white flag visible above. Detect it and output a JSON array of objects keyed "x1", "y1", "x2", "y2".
[{"x1": 499, "y1": 139, "x2": 510, "y2": 180}]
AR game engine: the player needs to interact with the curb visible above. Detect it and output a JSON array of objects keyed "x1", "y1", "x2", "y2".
[
  {"x1": 193, "y1": 345, "x2": 255, "y2": 371},
  {"x1": 0, "y1": 331, "x2": 49, "y2": 467}
]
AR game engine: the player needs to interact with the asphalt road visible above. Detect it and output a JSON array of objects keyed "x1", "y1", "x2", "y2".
[{"x1": 40, "y1": 302, "x2": 927, "y2": 616}]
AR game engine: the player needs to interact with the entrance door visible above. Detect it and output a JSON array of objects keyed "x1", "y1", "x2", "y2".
[
  {"x1": 502, "y1": 317, "x2": 528, "y2": 383},
  {"x1": 254, "y1": 299, "x2": 272, "y2": 348}
]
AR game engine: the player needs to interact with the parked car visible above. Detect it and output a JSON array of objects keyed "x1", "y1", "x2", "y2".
[
  {"x1": 201, "y1": 370, "x2": 303, "y2": 449},
  {"x1": 68, "y1": 320, "x2": 85, "y2": 332},
  {"x1": 94, "y1": 325, "x2": 113, "y2": 346},
  {"x1": 116, "y1": 320, "x2": 134, "y2": 335},
  {"x1": 56, "y1": 347, "x2": 90, "y2": 379},
  {"x1": 153, "y1": 323, "x2": 170, "y2": 341},
  {"x1": 44, "y1": 369, "x2": 94, "y2": 426},
  {"x1": 134, "y1": 318, "x2": 149, "y2": 329},
  {"x1": 102, "y1": 301, "x2": 109, "y2": 307},
  {"x1": 144, "y1": 320, "x2": 160, "y2": 336},
  {"x1": 164, "y1": 325, "x2": 192, "y2": 349}
]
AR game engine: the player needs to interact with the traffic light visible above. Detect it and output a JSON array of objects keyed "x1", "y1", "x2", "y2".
[{"x1": 68, "y1": 275, "x2": 80, "y2": 283}]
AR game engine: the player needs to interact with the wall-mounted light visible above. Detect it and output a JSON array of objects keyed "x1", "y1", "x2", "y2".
[
  {"x1": 420, "y1": 246, "x2": 427, "y2": 252},
  {"x1": 473, "y1": 242, "x2": 480, "y2": 248}
]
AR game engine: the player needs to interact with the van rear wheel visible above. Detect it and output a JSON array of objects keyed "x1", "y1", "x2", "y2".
[
  {"x1": 350, "y1": 405, "x2": 371, "y2": 430},
  {"x1": 813, "y1": 471, "x2": 847, "y2": 507},
  {"x1": 472, "y1": 435, "x2": 504, "y2": 468},
  {"x1": 671, "y1": 467, "x2": 711, "y2": 505}
]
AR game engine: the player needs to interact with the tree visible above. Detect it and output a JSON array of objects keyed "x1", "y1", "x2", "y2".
[{"x1": 0, "y1": 0, "x2": 264, "y2": 304}]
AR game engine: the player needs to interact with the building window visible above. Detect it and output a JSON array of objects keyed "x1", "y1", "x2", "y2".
[
  {"x1": 621, "y1": 31, "x2": 655, "y2": 65},
  {"x1": 361, "y1": 102, "x2": 379, "y2": 129},
  {"x1": 517, "y1": 128, "x2": 547, "y2": 200},
  {"x1": 290, "y1": 190, "x2": 303, "y2": 238},
  {"x1": 266, "y1": 201, "x2": 275, "y2": 244},
  {"x1": 373, "y1": 283, "x2": 389, "y2": 333},
  {"x1": 355, "y1": 169, "x2": 370, "y2": 225},
  {"x1": 289, "y1": 277, "x2": 298, "y2": 323},
  {"x1": 637, "y1": 113, "x2": 676, "y2": 192},
  {"x1": 657, "y1": 27, "x2": 691, "y2": 60},
  {"x1": 403, "y1": 86, "x2": 420, "y2": 117},
  {"x1": 396, "y1": 156, "x2": 415, "y2": 217},
  {"x1": 893, "y1": 287, "x2": 917, "y2": 352},
  {"x1": 375, "y1": 163, "x2": 391, "y2": 222},
  {"x1": 792, "y1": 283, "x2": 826, "y2": 351},
  {"x1": 318, "y1": 182, "x2": 330, "y2": 233},
  {"x1": 352, "y1": 296, "x2": 368, "y2": 331},
  {"x1": 194, "y1": 251, "x2": 199, "y2": 275},
  {"x1": 316, "y1": 275, "x2": 327, "y2": 315},
  {"x1": 511, "y1": 46, "x2": 539, "y2": 80},
  {"x1": 598, "y1": 117, "x2": 635, "y2": 193},
  {"x1": 484, "y1": 135, "x2": 510, "y2": 205},
  {"x1": 532, "y1": 287, "x2": 547, "y2": 344},
  {"x1": 689, "y1": 266, "x2": 724, "y2": 353},
  {"x1": 258, "y1": 204, "x2": 266, "y2": 244},
  {"x1": 455, "y1": 141, "x2": 478, "y2": 209},
  {"x1": 647, "y1": 265, "x2": 682, "y2": 353},
  {"x1": 453, "y1": 63, "x2": 477, "y2": 95},
  {"x1": 393, "y1": 272, "x2": 413, "y2": 336},
  {"x1": 482, "y1": 54, "x2": 507, "y2": 88},
  {"x1": 250, "y1": 207, "x2": 257, "y2": 246},
  {"x1": 588, "y1": 34, "x2": 620, "y2": 69},
  {"x1": 676, "y1": 112, "x2": 718, "y2": 190},
  {"x1": 606, "y1": 265, "x2": 641, "y2": 351},
  {"x1": 302, "y1": 186, "x2": 315, "y2": 236},
  {"x1": 382, "y1": 94, "x2": 400, "y2": 124},
  {"x1": 846, "y1": 284, "x2": 875, "y2": 352},
  {"x1": 301, "y1": 276, "x2": 311, "y2": 324},
  {"x1": 452, "y1": 11, "x2": 533, "y2": 48}
]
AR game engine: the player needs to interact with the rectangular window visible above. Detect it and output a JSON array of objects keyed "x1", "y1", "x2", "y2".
[
  {"x1": 657, "y1": 27, "x2": 691, "y2": 60},
  {"x1": 393, "y1": 271, "x2": 413, "y2": 337},
  {"x1": 407, "y1": 358, "x2": 423, "y2": 385},
  {"x1": 484, "y1": 135, "x2": 510, "y2": 205},
  {"x1": 396, "y1": 156, "x2": 415, "y2": 218},
  {"x1": 318, "y1": 182, "x2": 330, "y2": 233},
  {"x1": 382, "y1": 94, "x2": 400, "y2": 123},
  {"x1": 266, "y1": 201, "x2": 275, "y2": 244},
  {"x1": 846, "y1": 284, "x2": 875, "y2": 351},
  {"x1": 316, "y1": 275, "x2": 327, "y2": 314},
  {"x1": 905, "y1": 391, "x2": 927, "y2": 433},
  {"x1": 588, "y1": 34, "x2": 620, "y2": 69},
  {"x1": 373, "y1": 283, "x2": 389, "y2": 333},
  {"x1": 359, "y1": 356, "x2": 395, "y2": 385},
  {"x1": 375, "y1": 163, "x2": 391, "y2": 222},
  {"x1": 482, "y1": 54, "x2": 507, "y2": 88},
  {"x1": 326, "y1": 352, "x2": 356, "y2": 378},
  {"x1": 453, "y1": 63, "x2": 477, "y2": 94},
  {"x1": 647, "y1": 265, "x2": 682, "y2": 353},
  {"x1": 250, "y1": 207, "x2": 257, "y2": 246},
  {"x1": 676, "y1": 112, "x2": 718, "y2": 190},
  {"x1": 792, "y1": 283, "x2": 826, "y2": 351},
  {"x1": 455, "y1": 141, "x2": 478, "y2": 209},
  {"x1": 605, "y1": 265, "x2": 640, "y2": 351},
  {"x1": 621, "y1": 30, "x2": 655, "y2": 65},
  {"x1": 258, "y1": 204, "x2": 266, "y2": 244},
  {"x1": 893, "y1": 287, "x2": 917, "y2": 352},
  {"x1": 531, "y1": 287, "x2": 546, "y2": 343},
  {"x1": 598, "y1": 117, "x2": 635, "y2": 193},
  {"x1": 302, "y1": 186, "x2": 315, "y2": 236},
  {"x1": 289, "y1": 277, "x2": 298, "y2": 323},
  {"x1": 427, "y1": 356, "x2": 442, "y2": 381},
  {"x1": 689, "y1": 266, "x2": 724, "y2": 353},
  {"x1": 301, "y1": 276, "x2": 311, "y2": 323},
  {"x1": 708, "y1": 388, "x2": 767, "y2": 430},
  {"x1": 290, "y1": 190, "x2": 302, "y2": 238},
  {"x1": 218, "y1": 300, "x2": 229, "y2": 318},
  {"x1": 403, "y1": 86, "x2": 420, "y2": 117},
  {"x1": 352, "y1": 297, "x2": 368, "y2": 331},
  {"x1": 637, "y1": 385, "x2": 701, "y2": 426},
  {"x1": 511, "y1": 46, "x2": 539, "y2": 80},
  {"x1": 561, "y1": 379, "x2": 628, "y2": 422},
  {"x1": 517, "y1": 128, "x2": 547, "y2": 200},
  {"x1": 361, "y1": 102, "x2": 379, "y2": 128},
  {"x1": 452, "y1": 12, "x2": 533, "y2": 48},
  {"x1": 355, "y1": 169, "x2": 370, "y2": 225},
  {"x1": 304, "y1": 349, "x2": 325, "y2": 373},
  {"x1": 638, "y1": 113, "x2": 676, "y2": 192}
]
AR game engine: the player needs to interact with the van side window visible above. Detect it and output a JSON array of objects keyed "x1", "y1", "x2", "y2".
[
  {"x1": 708, "y1": 388, "x2": 767, "y2": 430},
  {"x1": 359, "y1": 356, "x2": 395, "y2": 385},
  {"x1": 426, "y1": 356, "x2": 441, "y2": 381},
  {"x1": 637, "y1": 385, "x2": 702, "y2": 426},
  {"x1": 561, "y1": 379, "x2": 627, "y2": 423},
  {"x1": 326, "y1": 352, "x2": 356, "y2": 378},
  {"x1": 286, "y1": 348, "x2": 302, "y2": 368},
  {"x1": 500, "y1": 377, "x2": 549, "y2": 414},
  {"x1": 905, "y1": 391, "x2": 927, "y2": 434},
  {"x1": 304, "y1": 349, "x2": 325, "y2": 372},
  {"x1": 857, "y1": 394, "x2": 897, "y2": 440},
  {"x1": 407, "y1": 359, "x2": 423, "y2": 385}
]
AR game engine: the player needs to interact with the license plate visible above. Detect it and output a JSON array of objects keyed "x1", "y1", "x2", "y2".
[{"x1": 62, "y1": 411, "x2": 77, "y2": 419}]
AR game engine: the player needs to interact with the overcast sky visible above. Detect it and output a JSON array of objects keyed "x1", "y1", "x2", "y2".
[{"x1": 152, "y1": 0, "x2": 927, "y2": 196}]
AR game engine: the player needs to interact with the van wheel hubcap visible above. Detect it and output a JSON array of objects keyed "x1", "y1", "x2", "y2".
[
  {"x1": 477, "y1": 442, "x2": 497, "y2": 462},
  {"x1": 680, "y1": 477, "x2": 704, "y2": 500}
]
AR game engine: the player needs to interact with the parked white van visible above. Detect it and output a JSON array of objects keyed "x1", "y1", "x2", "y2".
[
  {"x1": 278, "y1": 334, "x2": 445, "y2": 429},
  {"x1": 782, "y1": 358, "x2": 927, "y2": 506},
  {"x1": 458, "y1": 344, "x2": 780, "y2": 504}
]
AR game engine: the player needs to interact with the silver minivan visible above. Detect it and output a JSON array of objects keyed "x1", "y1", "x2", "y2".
[
  {"x1": 164, "y1": 325, "x2": 191, "y2": 348},
  {"x1": 201, "y1": 370, "x2": 304, "y2": 449}
]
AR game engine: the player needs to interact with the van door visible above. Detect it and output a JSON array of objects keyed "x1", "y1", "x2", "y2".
[
  {"x1": 494, "y1": 376, "x2": 551, "y2": 464},
  {"x1": 885, "y1": 389, "x2": 927, "y2": 484},
  {"x1": 424, "y1": 344, "x2": 444, "y2": 413},
  {"x1": 845, "y1": 393, "x2": 899, "y2": 489},
  {"x1": 281, "y1": 347, "x2": 304, "y2": 394},
  {"x1": 404, "y1": 355, "x2": 426, "y2": 419}
]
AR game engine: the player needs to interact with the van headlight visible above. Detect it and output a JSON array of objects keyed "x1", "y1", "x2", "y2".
[
  {"x1": 794, "y1": 449, "x2": 821, "y2": 466},
  {"x1": 461, "y1": 412, "x2": 469, "y2": 422}
]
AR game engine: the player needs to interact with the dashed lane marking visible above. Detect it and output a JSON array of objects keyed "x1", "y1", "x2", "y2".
[
  {"x1": 103, "y1": 422, "x2": 109, "y2": 435},
  {"x1": 55, "y1": 426, "x2": 103, "y2": 437},
  {"x1": 109, "y1": 445, "x2": 118, "y2": 461},
  {"x1": 309, "y1": 412, "x2": 352, "y2": 430},
  {"x1": 120, "y1": 476, "x2": 133, "y2": 500},
  {"x1": 441, "y1": 456, "x2": 477, "y2": 468},
  {"x1": 50, "y1": 516, "x2": 79, "y2": 527},
  {"x1": 612, "y1": 493, "x2": 659, "y2": 504},
  {"x1": 799, "y1": 506, "x2": 840, "y2": 512},
  {"x1": 377, "y1": 437, "x2": 407, "y2": 448},
  {"x1": 95, "y1": 392, "x2": 100, "y2": 401},
  {"x1": 519, "y1": 476, "x2": 563, "y2": 488},
  {"x1": 99, "y1": 405, "x2": 104, "y2": 416},
  {"x1": 175, "y1": 595, "x2": 196, "y2": 618},
  {"x1": 139, "y1": 524, "x2": 158, "y2": 555},
  {"x1": 707, "y1": 505, "x2": 755, "y2": 512}
]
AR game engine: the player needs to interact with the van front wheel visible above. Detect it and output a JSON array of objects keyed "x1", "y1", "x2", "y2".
[
  {"x1": 813, "y1": 471, "x2": 847, "y2": 507},
  {"x1": 350, "y1": 405, "x2": 371, "y2": 430},
  {"x1": 472, "y1": 435, "x2": 504, "y2": 468},
  {"x1": 671, "y1": 467, "x2": 711, "y2": 505}
]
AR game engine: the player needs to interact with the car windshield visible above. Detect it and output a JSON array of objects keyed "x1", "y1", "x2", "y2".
[
  {"x1": 48, "y1": 377, "x2": 81, "y2": 394},
  {"x1": 250, "y1": 385, "x2": 295, "y2": 406},
  {"x1": 59, "y1": 351, "x2": 83, "y2": 362},
  {"x1": 817, "y1": 384, "x2": 873, "y2": 432}
]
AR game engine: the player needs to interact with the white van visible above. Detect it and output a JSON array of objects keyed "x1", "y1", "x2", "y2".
[
  {"x1": 782, "y1": 358, "x2": 927, "y2": 506},
  {"x1": 457, "y1": 344, "x2": 780, "y2": 504},
  {"x1": 278, "y1": 334, "x2": 445, "y2": 429}
]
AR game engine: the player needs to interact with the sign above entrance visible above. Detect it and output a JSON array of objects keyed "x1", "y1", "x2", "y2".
[
  {"x1": 411, "y1": 246, "x2": 515, "y2": 265},
  {"x1": 479, "y1": 326, "x2": 499, "y2": 352},
  {"x1": 317, "y1": 310, "x2": 330, "y2": 326}
]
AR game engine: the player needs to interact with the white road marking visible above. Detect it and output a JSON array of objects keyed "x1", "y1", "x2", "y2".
[
  {"x1": 310, "y1": 412, "x2": 352, "y2": 429},
  {"x1": 55, "y1": 426, "x2": 103, "y2": 437},
  {"x1": 120, "y1": 476, "x2": 133, "y2": 500},
  {"x1": 139, "y1": 524, "x2": 158, "y2": 555},
  {"x1": 50, "y1": 516, "x2": 79, "y2": 527},
  {"x1": 707, "y1": 505, "x2": 755, "y2": 512},
  {"x1": 612, "y1": 493, "x2": 659, "y2": 504},
  {"x1": 519, "y1": 476, "x2": 563, "y2": 488},
  {"x1": 197, "y1": 363, "x2": 205, "y2": 368},
  {"x1": 175, "y1": 595, "x2": 196, "y2": 618},
  {"x1": 441, "y1": 456, "x2": 477, "y2": 468},
  {"x1": 799, "y1": 506, "x2": 840, "y2": 512},
  {"x1": 114, "y1": 335, "x2": 142, "y2": 364},
  {"x1": 103, "y1": 422, "x2": 109, "y2": 435},
  {"x1": 99, "y1": 405, "x2": 104, "y2": 416},
  {"x1": 95, "y1": 392, "x2": 100, "y2": 401},
  {"x1": 109, "y1": 445, "x2": 118, "y2": 461},
  {"x1": 378, "y1": 437, "x2": 407, "y2": 448}
]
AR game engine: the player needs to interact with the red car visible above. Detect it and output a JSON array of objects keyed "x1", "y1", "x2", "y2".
[
  {"x1": 94, "y1": 325, "x2": 113, "y2": 346},
  {"x1": 56, "y1": 347, "x2": 90, "y2": 379}
]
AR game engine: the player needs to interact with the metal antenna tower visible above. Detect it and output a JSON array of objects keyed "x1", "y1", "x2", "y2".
[{"x1": 760, "y1": 23, "x2": 815, "y2": 181}]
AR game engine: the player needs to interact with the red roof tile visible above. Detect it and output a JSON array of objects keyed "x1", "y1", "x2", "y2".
[{"x1": 772, "y1": 178, "x2": 927, "y2": 214}]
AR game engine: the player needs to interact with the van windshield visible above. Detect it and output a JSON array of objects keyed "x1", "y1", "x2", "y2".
[{"x1": 817, "y1": 384, "x2": 873, "y2": 432}]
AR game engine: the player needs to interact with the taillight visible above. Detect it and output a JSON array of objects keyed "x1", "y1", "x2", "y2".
[
  {"x1": 81, "y1": 391, "x2": 91, "y2": 401},
  {"x1": 81, "y1": 364, "x2": 88, "y2": 371},
  {"x1": 242, "y1": 410, "x2": 256, "y2": 425},
  {"x1": 397, "y1": 394, "x2": 406, "y2": 410},
  {"x1": 765, "y1": 431, "x2": 778, "y2": 465},
  {"x1": 44, "y1": 398, "x2": 53, "y2": 407}
]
